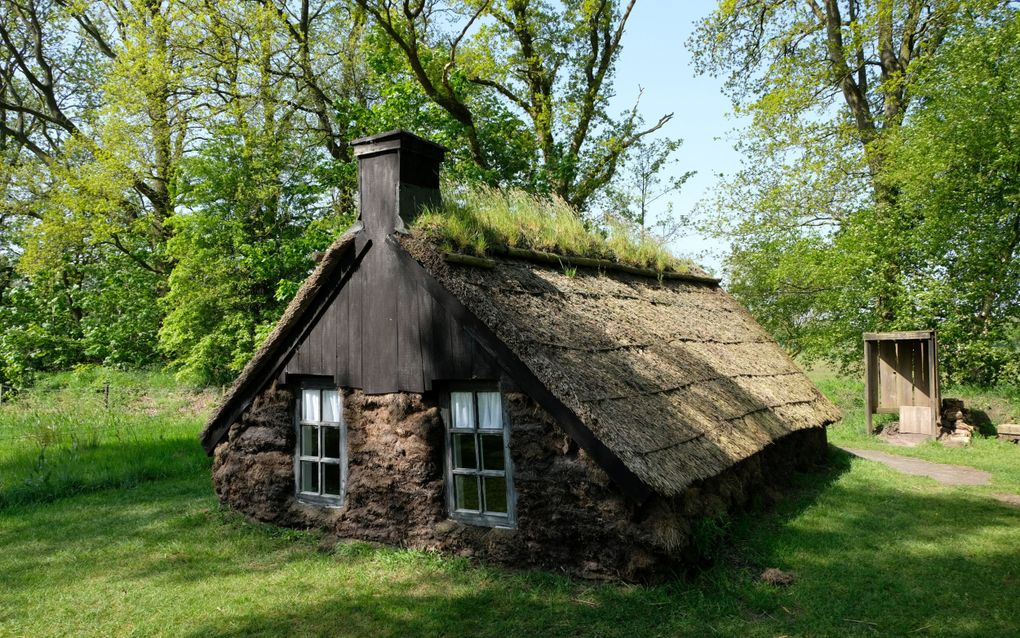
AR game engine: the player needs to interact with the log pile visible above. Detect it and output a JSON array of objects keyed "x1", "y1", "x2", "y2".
[{"x1": 939, "y1": 398, "x2": 973, "y2": 447}]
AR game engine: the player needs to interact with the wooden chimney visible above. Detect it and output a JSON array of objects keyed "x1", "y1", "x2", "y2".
[{"x1": 350, "y1": 130, "x2": 447, "y2": 238}]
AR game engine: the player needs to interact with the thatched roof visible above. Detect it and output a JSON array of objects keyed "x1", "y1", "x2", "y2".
[
  {"x1": 401, "y1": 235, "x2": 840, "y2": 497},
  {"x1": 203, "y1": 222, "x2": 839, "y2": 497}
]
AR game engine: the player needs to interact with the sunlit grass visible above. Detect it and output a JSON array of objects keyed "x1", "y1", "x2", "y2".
[
  {"x1": 807, "y1": 368, "x2": 1020, "y2": 494},
  {"x1": 413, "y1": 183, "x2": 698, "y2": 274},
  {"x1": 2, "y1": 370, "x2": 1020, "y2": 636},
  {"x1": 0, "y1": 366, "x2": 213, "y2": 509}
]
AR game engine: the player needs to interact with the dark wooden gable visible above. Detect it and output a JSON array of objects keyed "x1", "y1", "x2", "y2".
[{"x1": 282, "y1": 239, "x2": 500, "y2": 393}]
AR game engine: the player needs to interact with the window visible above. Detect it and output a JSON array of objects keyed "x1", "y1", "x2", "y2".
[
  {"x1": 444, "y1": 389, "x2": 514, "y2": 527},
  {"x1": 295, "y1": 384, "x2": 346, "y2": 505}
]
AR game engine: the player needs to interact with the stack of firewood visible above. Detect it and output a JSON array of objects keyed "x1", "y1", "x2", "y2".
[{"x1": 939, "y1": 398, "x2": 973, "y2": 447}]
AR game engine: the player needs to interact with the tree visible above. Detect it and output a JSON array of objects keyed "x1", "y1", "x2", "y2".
[
  {"x1": 691, "y1": 0, "x2": 1002, "y2": 324},
  {"x1": 881, "y1": 8, "x2": 1020, "y2": 383},
  {"x1": 599, "y1": 135, "x2": 694, "y2": 242},
  {"x1": 694, "y1": 1, "x2": 1020, "y2": 383},
  {"x1": 354, "y1": 0, "x2": 671, "y2": 211}
]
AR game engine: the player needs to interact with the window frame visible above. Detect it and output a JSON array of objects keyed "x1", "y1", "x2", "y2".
[
  {"x1": 293, "y1": 379, "x2": 347, "y2": 507},
  {"x1": 441, "y1": 384, "x2": 516, "y2": 528}
]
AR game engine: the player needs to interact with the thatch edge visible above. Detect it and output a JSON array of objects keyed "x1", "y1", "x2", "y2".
[{"x1": 200, "y1": 227, "x2": 366, "y2": 454}]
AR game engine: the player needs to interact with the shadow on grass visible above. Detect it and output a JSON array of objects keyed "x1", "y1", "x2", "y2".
[
  {"x1": 968, "y1": 408, "x2": 997, "y2": 437},
  {"x1": 4, "y1": 446, "x2": 1020, "y2": 637}
]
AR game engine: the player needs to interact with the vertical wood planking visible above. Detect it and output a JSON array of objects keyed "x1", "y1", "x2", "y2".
[
  {"x1": 363, "y1": 243, "x2": 399, "y2": 393},
  {"x1": 397, "y1": 264, "x2": 424, "y2": 391},
  {"x1": 895, "y1": 341, "x2": 915, "y2": 407},
  {"x1": 348, "y1": 265, "x2": 364, "y2": 389},
  {"x1": 418, "y1": 288, "x2": 437, "y2": 391},
  {"x1": 878, "y1": 341, "x2": 897, "y2": 410},
  {"x1": 334, "y1": 283, "x2": 350, "y2": 387},
  {"x1": 913, "y1": 340, "x2": 929, "y2": 406},
  {"x1": 325, "y1": 295, "x2": 337, "y2": 379}
]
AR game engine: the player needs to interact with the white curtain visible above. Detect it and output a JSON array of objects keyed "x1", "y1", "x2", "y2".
[
  {"x1": 323, "y1": 390, "x2": 341, "y2": 423},
  {"x1": 451, "y1": 392, "x2": 474, "y2": 428},
  {"x1": 477, "y1": 392, "x2": 502, "y2": 429},
  {"x1": 302, "y1": 389, "x2": 320, "y2": 422}
]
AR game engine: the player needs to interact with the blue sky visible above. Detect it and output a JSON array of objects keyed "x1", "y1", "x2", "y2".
[{"x1": 609, "y1": 2, "x2": 745, "y2": 273}]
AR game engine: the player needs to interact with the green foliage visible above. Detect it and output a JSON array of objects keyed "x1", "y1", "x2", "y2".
[
  {"x1": 0, "y1": 248, "x2": 161, "y2": 386},
  {"x1": 159, "y1": 125, "x2": 355, "y2": 385},
  {"x1": 880, "y1": 10, "x2": 1020, "y2": 384},
  {"x1": 0, "y1": 367, "x2": 210, "y2": 508},
  {"x1": 694, "y1": 2, "x2": 1019, "y2": 384},
  {"x1": 414, "y1": 183, "x2": 697, "y2": 274}
]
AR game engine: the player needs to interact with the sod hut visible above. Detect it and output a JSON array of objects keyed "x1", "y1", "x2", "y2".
[{"x1": 201, "y1": 130, "x2": 840, "y2": 581}]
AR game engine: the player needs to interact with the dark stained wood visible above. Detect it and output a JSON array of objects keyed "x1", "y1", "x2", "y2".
[
  {"x1": 397, "y1": 259, "x2": 423, "y2": 390},
  {"x1": 202, "y1": 238, "x2": 370, "y2": 454},
  {"x1": 418, "y1": 288, "x2": 437, "y2": 391},
  {"x1": 348, "y1": 262, "x2": 364, "y2": 389},
  {"x1": 363, "y1": 241, "x2": 400, "y2": 393}
]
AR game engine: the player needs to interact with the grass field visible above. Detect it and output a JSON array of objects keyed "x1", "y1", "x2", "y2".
[{"x1": 2, "y1": 367, "x2": 1019, "y2": 637}]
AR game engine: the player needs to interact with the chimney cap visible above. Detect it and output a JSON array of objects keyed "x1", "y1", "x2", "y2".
[{"x1": 350, "y1": 129, "x2": 448, "y2": 161}]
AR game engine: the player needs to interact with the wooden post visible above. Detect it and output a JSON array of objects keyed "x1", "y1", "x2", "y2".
[
  {"x1": 864, "y1": 340, "x2": 874, "y2": 435},
  {"x1": 104, "y1": 382, "x2": 110, "y2": 410},
  {"x1": 928, "y1": 332, "x2": 939, "y2": 433}
]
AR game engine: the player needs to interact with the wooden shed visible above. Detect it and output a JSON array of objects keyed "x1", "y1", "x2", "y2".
[
  {"x1": 200, "y1": 130, "x2": 841, "y2": 581},
  {"x1": 864, "y1": 330, "x2": 940, "y2": 436}
]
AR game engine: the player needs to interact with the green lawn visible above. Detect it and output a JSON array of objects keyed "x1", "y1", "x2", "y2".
[
  {"x1": 2, "y1": 368, "x2": 1019, "y2": 637},
  {"x1": 811, "y1": 368, "x2": 1020, "y2": 494}
]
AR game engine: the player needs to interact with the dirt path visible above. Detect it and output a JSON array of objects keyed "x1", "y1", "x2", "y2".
[{"x1": 839, "y1": 447, "x2": 992, "y2": 486}]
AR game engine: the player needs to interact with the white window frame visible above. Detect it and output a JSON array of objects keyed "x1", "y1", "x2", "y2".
[
  {"x1": 294, "y1": 381, "x2": 347, "y2": 507},
  {"x1": 442, "y1": 386, "x2": 516, "y2": 528}
]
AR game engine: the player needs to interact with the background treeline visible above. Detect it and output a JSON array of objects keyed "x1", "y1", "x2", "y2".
[
  {"x1": 0, "y1": 0, "x2": 677, "y2": 385},
  {"x1": 695, "y1": 0, "x2": 1020, "y2": 386},
  {"x1": 1, "y1": 0, "x2": 1018, "y2": 389}
]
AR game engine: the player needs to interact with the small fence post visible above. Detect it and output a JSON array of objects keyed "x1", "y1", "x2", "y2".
[
  {"x1": 104, "y1": 381, "x2": 110, "y2": 410},
  {"x1": 0, "y1": 383, "x2": 5, "y2": 405}
]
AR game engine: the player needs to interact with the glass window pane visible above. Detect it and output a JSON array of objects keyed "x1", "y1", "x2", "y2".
[
  {"x1": 483, "y1": 477, "x2": 508, "y2": 514},
  {"x1": 300, "y1": 461, "x2": 319, "y2": 493},
  {"x1": 302, "y1": 389, "x2": 320, "y2": 422},
  {"x1": 451, "y1": 392, "x2": 474, "y2": 428},
  {"x1": 454, "y1": 474, "x2": 480, "y2": 511},
  {"x1": 452, "y1": 434, "x2": 477, "y2": 470},
  {"x1": 323, "y1": 426, "x2": 341, "y2": 460},
  {"x1": 477, "y1": 392, "x2": 502, "y2": 429},
  {"x1": 301, "y1": 425, "x2": 318, "y2": 457},
  {"x1": 323, "y1": 390, "x2": 341, "y2": 423},
  {"x1": 323, "y1": 463, "x2": 341, "y2": 496},
  {"x1": 480, "y1": 434, "x2": 505, "y2": 471}
]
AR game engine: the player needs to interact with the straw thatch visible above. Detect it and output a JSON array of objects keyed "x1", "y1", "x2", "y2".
[{"x1": 401, "y1": 235, "x2": 840, "y2": 497}]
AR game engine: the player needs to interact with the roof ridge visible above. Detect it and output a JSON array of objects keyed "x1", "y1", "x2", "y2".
[{"x1": 442, "y1": 245, "x2": 721, "y2": 285}]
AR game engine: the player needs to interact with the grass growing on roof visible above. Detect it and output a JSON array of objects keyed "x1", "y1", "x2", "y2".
[{"x1": 413, "y1": 183, "x2": 697, "y2": 274}]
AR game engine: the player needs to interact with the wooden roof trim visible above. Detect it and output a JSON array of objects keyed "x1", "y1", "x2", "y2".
[
  {"x1": 200, "y1": 236, "x2": 372, "y2": 454},
  {"x1": 863, "y1": 330, "x2": 936, "y2": 341},
  {"x1": 392, "y1": 237, "x2": 654, "y2": 503},
  {"x1": 442, "y1": 246, "x2": 720, "y2": 285}
]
